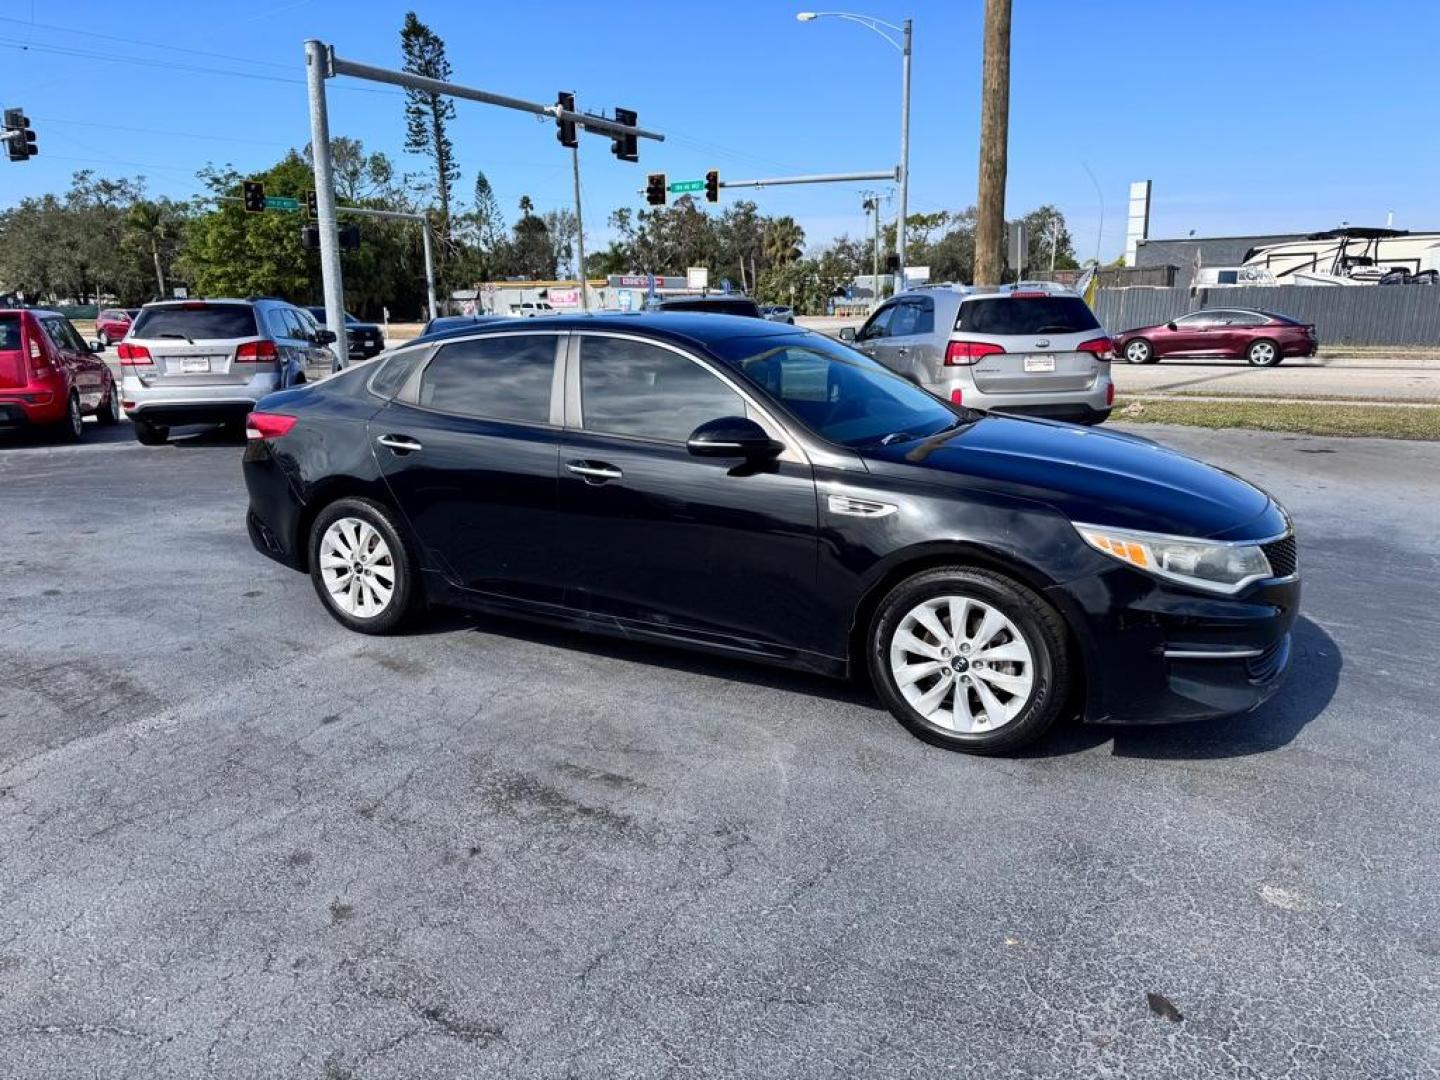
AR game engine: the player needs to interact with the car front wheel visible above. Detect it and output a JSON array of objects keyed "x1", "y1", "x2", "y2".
[
  {"x1": 308, "y1": 498, "x2": 421, "y2": 635},
  {"x1": 868, "y1": 567, "x2": 1072, "y2": 754}
]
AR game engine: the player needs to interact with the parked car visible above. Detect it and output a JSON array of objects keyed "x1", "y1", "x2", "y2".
[
  {"x1": 761, "y1": 304, "x2": 796, "y2": 324},
  {"x1": 306, "y1": 307, "x2": 385, "y2": 362},
  {"x1": 243, "y1": 313, "x2": 1299, "y2": 755},
  {"x1": 419, "y1": 314, "x2": 508, "y2": 338},
  {"x1": 95, "y1": 307, "x2": 140, "y2": 345},
  {"x1": 843, "y1": 283, "x2": 1115, "y2": 425},
  {"x1": 0, "y1": 308, "x2": 121, "y2": 440},
  {"x1": 509, "y1": 301, "x2": 556, "y2": 317},
  {"x1": 648, "y1": 295, "x2": 763, "y2": 318},
  {"x1": 1113, "y1": 309, "x2": 1319, "y2": 367},
  {"x1": 120, "y1": 298, "x2": 336, "y2": 445}
]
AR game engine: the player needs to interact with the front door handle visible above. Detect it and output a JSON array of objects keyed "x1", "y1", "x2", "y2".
[
  {"x1": 895, "y1": 346, "x2": 908, "y2": 356},
  {"x1": 377, "y1": 434, "x2": 423, "y2": 454},
  {"x1": 566, "y1": 460, "x2": 623, "y2": 482}
]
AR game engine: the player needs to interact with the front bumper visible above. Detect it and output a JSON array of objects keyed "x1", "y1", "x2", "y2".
[{"x1": 1050, "y1": 567, "x2": 1300, "y2": 725}]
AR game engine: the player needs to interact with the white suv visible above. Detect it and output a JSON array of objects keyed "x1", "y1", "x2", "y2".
[
  {"x1": 842, "y1": 283, "x2": 1115, "y2": 425},
  {"x1": 120, "y1": 298, "x2": 337, "y2": 445}
]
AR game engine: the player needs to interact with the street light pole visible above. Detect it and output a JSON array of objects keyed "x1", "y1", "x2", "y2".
[{"x1": 797, "y1": 11, "x2": 911, "y2": 294}]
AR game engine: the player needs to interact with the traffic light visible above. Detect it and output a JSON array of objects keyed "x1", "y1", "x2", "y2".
[
  {"x1": 555, "y1": 91, "x2": 577, "y2": 149},
  {"x1": 610, "y1": 107, "x2": 638, "y2": 162},
  {"x1": 704, "y1": 169, "x2": 719, "y2": 204},
  {"x1": 339, "y1": 224, "x2": 361, "y2": 252},
  {"x1": 301, "y1": 225, "x2": 320, "y2": 250},
  {"x1": 4, "y1": 108, "x2": 36, "y2": 162},
  {"x1": 242, "y1": 180, "x2": 266, "y2": 213},
  {"x1": 645, "y1": 173, "x2": 666, "y2": 207},
  {"x1": 306, "y1": 190, "x2": 318, "y2": 220}
]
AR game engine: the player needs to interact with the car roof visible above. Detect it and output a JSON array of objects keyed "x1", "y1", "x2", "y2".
[
  {"x1": 1, "y1": 307, "x2": 61, "y2": 317},
  {"x1": 412, "y1": 311, "x2": 805, "y2": 349}
]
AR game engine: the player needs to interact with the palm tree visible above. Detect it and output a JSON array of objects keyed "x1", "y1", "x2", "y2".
[
  {"x1": 518, "y1": 194, "x2": 534, "y2": 218},
  {"x1": 763, "y1": 216, "x2": 805, "y2": 267},
  {"x1": 126, "y1": 200, "x2": 170, "y2": 298}
]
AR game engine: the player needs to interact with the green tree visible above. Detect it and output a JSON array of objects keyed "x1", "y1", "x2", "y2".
[
  {"x1": 470, "y1": 170, "x2": 503, "y2": 245},
  {"x1": 400, "y1": 12, "x2": 459, "y2": 242},
  {"x1": 762, "y1": 216, "x2": 805, "y2": 266}
]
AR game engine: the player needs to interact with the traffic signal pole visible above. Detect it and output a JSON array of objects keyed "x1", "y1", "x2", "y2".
[
  {"x1": 718, "y1": 168, "x2": 897, "y2": 190},
  {"x1": 571, "y1": 145, "x2": 589, "y2": 310},
  {"x1": 305, "y1": 40, "x2": 348, "y2": 362}
]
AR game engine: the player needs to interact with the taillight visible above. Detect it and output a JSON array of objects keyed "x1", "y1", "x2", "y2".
[
  {"x1": 237, "y1": 340, "x2": 280, "y2": 364},
  {"x1": 246, "y1": 412, "x2": 298, "y2": 440},
  {"x1": 1010, "y1": 290, "x2": 1048, "y2": 299},
  {"x1": 945, "y1": 340, "x2": 1005, "y2": 366},
  {"x1": 117, "y1": 342, "x2": 153, "y2": 366},
  {"x1": 1076, "y1": 336, "x2": 1114, "y2": 361}
]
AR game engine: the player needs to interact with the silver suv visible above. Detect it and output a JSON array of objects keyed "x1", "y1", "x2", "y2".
[
  {"x1": 120, "y1": 298, "x2": 337, "y2": 445},
  {"x1": 841, "y1": 283, "x2": 1115, "y2": 424}
]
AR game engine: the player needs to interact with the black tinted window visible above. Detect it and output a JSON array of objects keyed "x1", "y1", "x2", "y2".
[
  {"x1": 0, "y1": 314, "x2": 21, "y2": 351},
  {"x1": 580, "y1": 336, "x2": 745, "y2": 442},
  {"x1": 417, "y1": 335, "x2": 555, "y2": 422},
  {"x1": 370, "y1": 348, "x2": 426, "y2": 398},
  {"x1": 957, "y1": 296, "x2": 1099, "y2": 335},
  {"x1": 132, "y1": 304, "x2": 258, "y2": 340},
  {"x1": 658, "y1": 298, "x2": 760, "y2": 317}
]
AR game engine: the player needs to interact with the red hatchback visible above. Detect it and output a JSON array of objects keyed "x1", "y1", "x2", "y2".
[
  {"x1": 1113, "y1": 308, "x2": 1318, "y2": 367},
  {"x1": 0, "y1": 309, "x2": 121, "y2": 440}
]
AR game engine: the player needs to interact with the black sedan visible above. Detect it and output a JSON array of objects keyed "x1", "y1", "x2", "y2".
[
  {"x1": 243, "y1": 314, "x2": 1299, "y2": 753},
  {"x1": 306, "y1": 307, "x2": 385, "y2": 361}
]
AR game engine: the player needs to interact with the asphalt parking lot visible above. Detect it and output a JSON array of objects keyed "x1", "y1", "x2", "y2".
[{"x1": 2, "y1": 420, "x2": 1437, "y2": 1079}]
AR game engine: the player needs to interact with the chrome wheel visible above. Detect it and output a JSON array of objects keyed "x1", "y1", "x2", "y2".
[
  {"x1": 318, "y1": 517, "x2": 396, "y2": 618},
  {"x1": 888, "y1": 594, "x2": 1036, "y2": 734},
  {"x1": 1125, "y1": 340, "x2": 1151, "y2": 364},
  {"x1": 1248, "y1": 341, "x2": 1277, "y2": 366},
  {"x1": 67, "y1": 395, "x2": 83, "y2": 438}
]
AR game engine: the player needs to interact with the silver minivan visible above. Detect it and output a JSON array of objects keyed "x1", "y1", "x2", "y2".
[
  {"x1": 121, "y1": 298, "x2": 337, "y2": 445},
  {"x1": 841, "y1": 283, "x2": 1115, "y2": 424}
]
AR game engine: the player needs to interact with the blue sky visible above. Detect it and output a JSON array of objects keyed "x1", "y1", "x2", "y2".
[{"x1": 3, "y1": 0, "x2": 1437, "y2": 260}]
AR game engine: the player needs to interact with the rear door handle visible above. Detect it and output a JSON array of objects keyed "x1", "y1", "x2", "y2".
[
  {"x1": 895, "y1": 346, "x2": 908, "y2": 356},
  {"x1": 566, "y1": 460, "x2": 623, "y2": 482},
  {"x1": 377, "y1": 434, "x2": 423, "y2": 454}
]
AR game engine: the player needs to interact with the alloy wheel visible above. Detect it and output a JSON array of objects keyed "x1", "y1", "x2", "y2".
[
  {"x1": 888, "y1": 594, "x2": 1036, "y2": 733},
  {"x1": 68, "y1": 395, "x2": 83, "y2": 438},
  {"x1": 1249, "y1": 341, "x2": 1277, "y2": 365},
  {"x1": 318, "y1": 517, "x2": 396, "y2": 618},
  {"x1": 1125, "y1": 341, "x2": 1150, "y2": 363}
]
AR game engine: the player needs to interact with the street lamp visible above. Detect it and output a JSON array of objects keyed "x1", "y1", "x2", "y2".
[{"x1": 798, "y1": 10, "x2": 911, "y2": 295}]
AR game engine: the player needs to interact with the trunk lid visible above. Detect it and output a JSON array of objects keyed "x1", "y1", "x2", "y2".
[
  {"x1": 127, "y1": 303, "x2": 270, "y2": 387},
  {"x1": 0, "y1": 312, "x2": 33, "y2": 389},
  {"x1": 954, "y1": 295, "x2": 1107, "y2": 395}
]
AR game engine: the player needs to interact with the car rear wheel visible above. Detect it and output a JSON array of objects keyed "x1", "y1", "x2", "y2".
[
  {"x1": 132, "y1": 419, "x2": 169, "y2": 445},
  {"x1": 95, "y1": 383, "x2": 121, "y2": 426},
  {"x1": 1123, "y1": 339, "x2": 1155, "y2": 364},
  {"x1": 308, "y1": 498, "x2": 420, "y2": 635},
  {"x1": 868, "y1": 567, "x2": 1071, "y2": 754},
  {"x1": 1247, "y1": 339, "x2": 1282, "y2": 367},
  {"x1": 55, "y1": 393, "x2": 84, "y2": 443}
]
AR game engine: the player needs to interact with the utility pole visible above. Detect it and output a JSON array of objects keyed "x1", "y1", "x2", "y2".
[
  {"x1": 571, "y1": 144, "x2": 589, "y2": 309},
  {"x1": 863, "y1": 194, "x2": 881, "y2": 310},
  {"x1": 305, "y1": 40, "x2": 348, "y2": 361},
  {"x1": 897, "y1": 17, "x2": 912, "y2": 295},
  {"x1": 973, "y1": 0, "x2": 1011, "y2": 288}
]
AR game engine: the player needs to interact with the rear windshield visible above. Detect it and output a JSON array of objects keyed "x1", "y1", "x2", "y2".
[
  {"x1": 661, "y1": 299, "x2": 761, "y2": 317},
  {"x1": 132, "y1": 304, "x2": 258, "y2": 340},
  {"x1": 0, "y1": 314, "x2": 20, "y2": 351},
  {"x1": 957, "y1": 296, "x2": 1100, "y2": 336}
]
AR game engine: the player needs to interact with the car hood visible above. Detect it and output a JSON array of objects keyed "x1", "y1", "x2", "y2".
[{"x1": 862, "y1": 414, "x2": 1278, "y2": 539}]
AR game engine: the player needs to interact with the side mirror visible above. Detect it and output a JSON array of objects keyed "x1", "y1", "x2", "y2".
[
  {"x1": 315, "y1": 329, "x2": 338, "y2": 345},
  {"x1": 686, "y1": 416, "x2": 784, "y2": 460},
  {"x1": 1165, "y1": 322, "x2": 1178, "y2": 332},
  {"x1": 89, "y1": 340, "x2": 106, "y2": 353},
  {"x1": 839, "y1": 326, "x2": 857, "y2": 342}
]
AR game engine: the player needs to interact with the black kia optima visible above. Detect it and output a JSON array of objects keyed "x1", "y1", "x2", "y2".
[{"x1": 242, "y1": 313, "x2": 1299, "y2": 754}]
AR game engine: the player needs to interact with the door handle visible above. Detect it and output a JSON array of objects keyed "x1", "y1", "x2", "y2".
[
  {"x1": 377, "y1": 434, "x2": 423, "y2": 454},
  {"x1": 895, "y1": 346, "x2": 908, "y2": 356},
  {"x1": 566, "y1": 460, "x2": 622, "y2": 482}
]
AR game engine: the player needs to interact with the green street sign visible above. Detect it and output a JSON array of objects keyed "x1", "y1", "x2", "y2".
[
  {"x1": 264, "y1": 196, "x2": 301, "y2": 212},
  {"x1": 668, "y1": 179, "x2": 704, "y2": 194}
]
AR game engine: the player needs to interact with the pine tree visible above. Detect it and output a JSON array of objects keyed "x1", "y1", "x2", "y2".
[
  {"x1": 472, "y1": 170, "x2": 503, "y2": 246},
  {"x1": 400, "y1": 12, "x2": 459, "y2": 243}
]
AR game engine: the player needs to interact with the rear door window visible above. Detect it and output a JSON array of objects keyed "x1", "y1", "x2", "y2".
[
  {"x1": 957, "y1": 297, "x2": 1100, "y2": 335},
  {"x1": 131, "y1": 304, "x2": 259, "y2": 340},
  {"x1": 414, "y1": 334, "x2": 557, "y2": 423}
]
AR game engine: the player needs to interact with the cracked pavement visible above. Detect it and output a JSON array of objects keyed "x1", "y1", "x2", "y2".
[{"x1": 1, "y1": 421, "x2": 1437, "y2": 1078}]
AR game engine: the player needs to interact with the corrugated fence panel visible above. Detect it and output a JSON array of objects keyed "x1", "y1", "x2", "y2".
[{"x1": 1092, "y1": 286, "x2": 1440, "y2": 345}]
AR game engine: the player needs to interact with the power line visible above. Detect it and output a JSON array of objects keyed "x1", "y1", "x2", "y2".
[
  {"x1": 34, "y1": 116, "x2": 294, "y2": 148},
  {"x1": 0, "y1": 13, "x2": 296, "y2": 70}
]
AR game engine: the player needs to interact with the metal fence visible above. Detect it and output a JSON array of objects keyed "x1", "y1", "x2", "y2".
[{"x1": 1092, "y1": 285, "x2": 1440, "y2": 345}]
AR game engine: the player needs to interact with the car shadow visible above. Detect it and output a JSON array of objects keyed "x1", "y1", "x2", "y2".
[
  {"x1": 1026, "y1": 615, "x2": 1340, "y2": 760},
  {"x1": 0, "y1": 418, "x2": 135, "y2": 449},
  {"x1": 432, "y1": 608, "x2": 1338, "y2": 761}
]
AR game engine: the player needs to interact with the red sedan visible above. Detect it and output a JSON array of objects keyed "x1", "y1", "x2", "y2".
[
  {"x1": 0, "y1": 308, "x2": 121, "y2": 440},
  {"x1": 1113, "y1": 308, "x2": 1318, "y2": 367},
  {"x1": 95, "y1": 307, "x2": 140, "y2": 345}
]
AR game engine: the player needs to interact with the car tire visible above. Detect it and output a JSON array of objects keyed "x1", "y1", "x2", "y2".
[
  {"x1": 55, "y1": 393, "x2": 85, "y2": 443},
  {"x1": 1247, "y1": 339, "x2": 1282, "y2": 367},
  {"x1": 95, "y1": 382, "x2": 122, "y2": 426},
  {"x1": 97, "y1": 331, "x2": 110, "y2": 346},
  {"x1": 308, "y1": 497, "x2": 421, "y2": 635},
  {"x1": 132, "y1": 419, "x2": 169, "y2": 446},
  {"x1": 1123, "y1": 338, "x2": 1155, "y2": 364},
  {"x1": 867, "y1": 566, "x2": 1071, "y2": 754}
]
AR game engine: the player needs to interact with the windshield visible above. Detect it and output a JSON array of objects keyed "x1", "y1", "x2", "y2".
[{"x1": 713, "y1": 332, "x2": 963, "y2": 448}]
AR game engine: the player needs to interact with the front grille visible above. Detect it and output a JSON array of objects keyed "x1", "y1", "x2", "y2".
[
  {"x1": 1262, "y1": 534, "x2": 1298, "y2": 578},
  {"x1": 1246, "y1": 636, "x2": 1290, "y2": 683}
]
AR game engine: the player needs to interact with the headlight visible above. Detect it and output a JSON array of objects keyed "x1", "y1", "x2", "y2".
[{"x1": 1074, "y1": 522, "x2": 1274, "y2": 595}]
